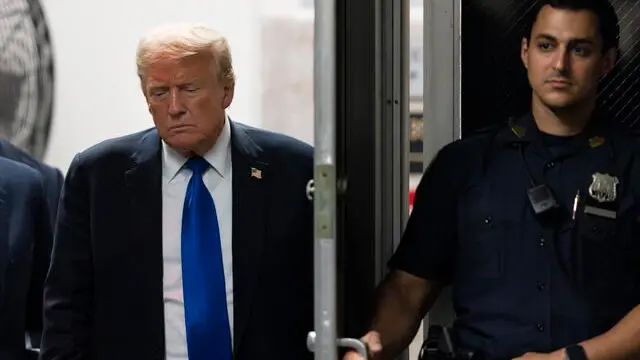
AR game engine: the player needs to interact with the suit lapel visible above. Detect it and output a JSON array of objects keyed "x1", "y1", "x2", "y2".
[
  {"x1": 230, "y1": 122, "x2": 269, "y2": 352},
  {"x1": 123, "y1": 130, "x2": 166, "y2": 353}
]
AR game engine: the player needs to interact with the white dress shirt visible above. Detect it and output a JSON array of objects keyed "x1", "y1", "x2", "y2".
[{"x1": 161, "y1": 118, "x2": 234, "y2": 360}]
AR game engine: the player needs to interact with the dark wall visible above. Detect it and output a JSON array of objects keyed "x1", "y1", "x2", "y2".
[{"x1": 461, "y1": 0, "x2": 640, "y2": 135}]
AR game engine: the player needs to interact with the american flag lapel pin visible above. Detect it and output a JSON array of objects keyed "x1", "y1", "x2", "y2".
[{"x1": 250, "y1": 167, "x2": 262, "y2": 179}]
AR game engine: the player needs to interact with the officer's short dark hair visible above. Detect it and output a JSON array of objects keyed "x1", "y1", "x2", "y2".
[{"x1": 524, "y1": 0, "x2": 620, "y2": 54}]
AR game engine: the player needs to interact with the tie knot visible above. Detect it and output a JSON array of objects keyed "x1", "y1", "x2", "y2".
[{"x1": 185, "y1": 156, "x2": 210, "y2": 175}]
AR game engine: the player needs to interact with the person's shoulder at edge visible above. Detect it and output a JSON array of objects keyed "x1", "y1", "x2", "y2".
[
  {"x1": 0, "y1": 139, "x2": 61, "y2": 175},
  {"x1": 0, "y1": 156, "x2": 43, "y2": 189},
  {"x1": 613, "y1": 124, "x2": 640, "y2": 151}
]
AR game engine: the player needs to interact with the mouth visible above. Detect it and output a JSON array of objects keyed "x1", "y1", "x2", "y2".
[
  {"x1": 546, "y1": 79, "x2": 572, "y2": 86},
  {"x1": 545, "y1": 81, "x2": 572, "y2": 90},
  {"x1": 169, "y1": 124, "x2": 195, "y2": 131}
]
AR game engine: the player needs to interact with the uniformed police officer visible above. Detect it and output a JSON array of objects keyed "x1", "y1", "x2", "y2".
[{"x1": 345, "y1": 0, "x2": 640, "y2": 359}]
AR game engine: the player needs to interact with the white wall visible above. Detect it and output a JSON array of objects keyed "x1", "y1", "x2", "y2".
[{"x1": 40, "y1": 0, "x2": 261, "y2": 172}]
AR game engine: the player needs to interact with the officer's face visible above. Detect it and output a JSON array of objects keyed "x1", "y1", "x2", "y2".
[{"x1": 521, "y1": 5, "x2": 616, "y2": 110}]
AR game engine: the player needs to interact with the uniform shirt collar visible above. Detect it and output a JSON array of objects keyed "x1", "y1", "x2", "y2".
[
  {"x1": 497, "y1": 111, "x2": 611, "y2": 144},
  {"x1": 162, "y1": 115, "x2": 232, "y2": 183}
]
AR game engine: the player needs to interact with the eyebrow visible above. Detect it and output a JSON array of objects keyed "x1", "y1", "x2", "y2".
[
  {"x1": 148, "y1": 84, "x2": 169, "y2": 92},
  {"x1": 148, "y1": 81, "x2": 198, "y2": 90},
  {"x1": 535, "y1": 33, "x2": 596, "y2": 45}
]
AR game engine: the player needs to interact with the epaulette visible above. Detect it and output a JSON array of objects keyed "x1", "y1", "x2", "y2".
[{"x1": 608, "y1": 123, "x2": 640, "y2": 146}]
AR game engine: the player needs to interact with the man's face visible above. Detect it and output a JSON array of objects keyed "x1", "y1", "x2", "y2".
[
  {"x1": 521, "y1": 5, "x2": 616, "y2": 110},
  {"x1": 142, "y1": 52, "x2": 233, "y2": 154}
]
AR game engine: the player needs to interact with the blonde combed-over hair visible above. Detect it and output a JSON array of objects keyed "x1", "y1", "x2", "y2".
[{"x1": 136, "y1": 22, "x2": 235, "y2": 85}]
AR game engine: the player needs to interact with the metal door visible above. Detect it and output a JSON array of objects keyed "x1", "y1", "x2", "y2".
[{"x1": 307, "y1": 0, "x2": 411, "y2": 359}]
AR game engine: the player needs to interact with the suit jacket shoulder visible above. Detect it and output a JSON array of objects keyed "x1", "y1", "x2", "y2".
[
  {"x1": 0, "y1": 157, "x2": 43, "y2": 194},
  {"x1": 75, "y1": 128, "x2": 155, "y2": 161},
  {"x1": 0, "y1": 139, "x2": 62, "y2": 180},
  {"x1": 69, "y1": 128, "x2": 158, "y2": 174},
  {"x1": 232, "y1": 122, "x2": 313, "y2": 166},
  {"x1": 0, "y1": 140, "x2": 64, "y2": 224}
]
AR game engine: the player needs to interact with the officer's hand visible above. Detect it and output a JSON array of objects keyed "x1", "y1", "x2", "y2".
[{"x1": 342, "y1": 331, "x2": 382, "y2": 360}]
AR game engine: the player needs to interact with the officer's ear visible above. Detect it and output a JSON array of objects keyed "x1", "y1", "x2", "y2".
[
  {"x1": 521, "y1": 37, "x2": 530, "y2": 70},
  {"x1": 599, "y1": 47, "x2": 617, "y2": 78}
]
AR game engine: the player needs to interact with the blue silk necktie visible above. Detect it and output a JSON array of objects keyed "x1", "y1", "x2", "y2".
[{"x1": 181, "y1": 156, "x2": 232, "y2": 360}]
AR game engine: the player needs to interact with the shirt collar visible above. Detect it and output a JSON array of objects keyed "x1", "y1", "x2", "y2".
[
  {"x1": 495, "y1": 111, "x2": 614, "y2": 160},
  {"x1": 162, "y1": 115, "x2": 232, "y2": 183}
]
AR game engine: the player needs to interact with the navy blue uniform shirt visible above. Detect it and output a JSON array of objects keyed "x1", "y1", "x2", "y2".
[{"x1": 389, "y1": 113, "x2": 640, "y2": 359}]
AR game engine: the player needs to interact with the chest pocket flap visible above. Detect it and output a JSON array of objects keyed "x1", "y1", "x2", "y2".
[{"x1": 456, "y1": 183, "x2": 522, "y2": 279}]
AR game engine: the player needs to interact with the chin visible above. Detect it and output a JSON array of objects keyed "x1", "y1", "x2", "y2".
[
  {"x1": 162, "y1": 133, "x2": 203, "y2": 152},
  {"x1": 539, "y1": 94, "x2": 578, "y2": 110}
]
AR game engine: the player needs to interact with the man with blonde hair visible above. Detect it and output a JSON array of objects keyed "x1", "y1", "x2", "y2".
[{"x1": 40, "y1": 23, "x2": 315, "y2": 360}]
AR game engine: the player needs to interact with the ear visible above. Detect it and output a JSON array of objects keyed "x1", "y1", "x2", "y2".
[
  {"x1": 599, "y1": 47, "x2": 617, "y2": 77},
  {"x1": 521, "y1": 37, "x2": 530, "y2": 69},
  {"x1": 222, "y1": 82, "x2": 235, "y2": 109}
]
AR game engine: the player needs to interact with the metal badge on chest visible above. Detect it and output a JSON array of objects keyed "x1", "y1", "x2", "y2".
[{"x1": 585, "y1": 172, "x2": 620, "y2": 219}]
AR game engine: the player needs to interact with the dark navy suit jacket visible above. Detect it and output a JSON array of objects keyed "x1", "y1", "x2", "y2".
[
  {"x1": 40, "y1": 122, "x2": 315, "y2": 360},
  {"x1": 0, "y1": 140, "x2": 64, "y2": 227},
  {"x1": 0, "y1": 157, "x2": 53, "y2": 360}
]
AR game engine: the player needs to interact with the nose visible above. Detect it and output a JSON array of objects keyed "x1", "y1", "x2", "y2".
[
  {"x1": 552, "y1": 47, "x2": 570, "y2": 73},
  {"x1": 168, "y1": 89, "x2": 186, "y2": 118}
]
